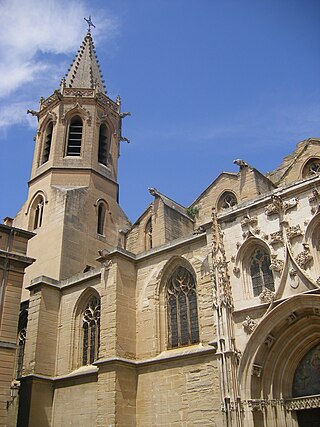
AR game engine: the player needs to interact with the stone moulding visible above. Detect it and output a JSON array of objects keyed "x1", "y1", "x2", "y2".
[
  {"x1": 270, "y1": 230, "x2": 283, "y2": 245},
  {"x1": 259, "y1": 288, "x2": 275, "y2": 304},
  {"x1": 285, "y1": 395, "x2": 320, "y2": 411}
]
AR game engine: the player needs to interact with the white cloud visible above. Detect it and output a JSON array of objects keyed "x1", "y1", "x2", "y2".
[{"x1": 0, "y1": 0, "x2": 118, "y2": 129}]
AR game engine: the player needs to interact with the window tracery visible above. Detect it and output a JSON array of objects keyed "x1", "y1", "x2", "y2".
[
  {"x1": 32, "y1": 196, "x2": 44, "y2": 230},
  {"x1": 16, "y1": 309, "x2": 28, "y2": 378},
  {"x1": 250, "y1": 248, "x2": 274, "y2": 297},
  {"x1": 66, "y1": 115, "x2": 83, "y2": 156},
  {"x1": 218, "y1": 191, "x2": 237, "y2": 210},
  {"x1": 167, "y1": 266, "x2": 199, "y2": 348},
  {"x1": 303, "y1": 158, "x2": 320, "y2": 178},
  {"x1": 82, "y1": 296, "x2": 100, "y2": 365}
]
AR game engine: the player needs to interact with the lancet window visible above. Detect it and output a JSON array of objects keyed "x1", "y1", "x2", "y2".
[
  {"x1": 32, "y1": 196, "x2": 44, "y2": 230},
  {"x1": 97, "y1": 202, "x2": 107, "y2": 235},
  {"x1": 98, "y1": 123, "x2": 109, "y2": 165},
  {"x1": 167, "y1": 266, "x2": 199, "y2": 348},
  {"x1": 145, "y1": 218, "x2": 152, "y2": 250},
  {"x1": 67, "y1": 115, "x2": 83, "y2": 156},
  {"x1": 16, "y1": 309, "x2": 28, "y2": 378},
  {"x1": 250, "y1": 248, "x2": 274, "y2": 296},
  {"x1": 41, "y1": 121, "x2": 53, "y2": 164},
  {"x1": 82, "y1": 296, "x2": 100, "y2": 365}
]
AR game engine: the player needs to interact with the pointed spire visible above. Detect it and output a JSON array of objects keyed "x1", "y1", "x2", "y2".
[{"x1": 64, "y1": 31, "x2": 106, "y2": 94}]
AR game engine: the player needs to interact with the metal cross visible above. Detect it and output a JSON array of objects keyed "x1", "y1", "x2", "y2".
[{"x1": 84, "y1": 16, "x2": 96, "y2": 32}]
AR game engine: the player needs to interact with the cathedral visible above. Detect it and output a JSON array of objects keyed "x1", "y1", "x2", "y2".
[{"x1": 1, "y1": 29, "x2": 320, "y2": 427}]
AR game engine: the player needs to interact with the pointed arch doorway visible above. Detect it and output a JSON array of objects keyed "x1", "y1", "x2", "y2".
[{"x1": 292, "y1": 343, "x2": 320, "y2": 427}]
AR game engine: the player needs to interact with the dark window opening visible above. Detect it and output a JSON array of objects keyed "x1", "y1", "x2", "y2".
[
  {"x1": 97, "y1": 203, "x2": 106, "y2": 235},
  {"x1": 41, "y1": 122, "x2": 53, "y2": 164},
  {"x1": 98, "y1": 124, "x2": 109, "y2": 165},
  {"x1": 33, "y1": 198, "x2": 44, "y2": 230},
  {"x1": 67, "y1": 116, "x2": 83, "y2": 156}
]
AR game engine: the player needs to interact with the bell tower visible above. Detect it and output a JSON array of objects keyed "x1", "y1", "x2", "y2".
[{"x1": 14, "y1": 30, "x2": 130, "y2": 293}]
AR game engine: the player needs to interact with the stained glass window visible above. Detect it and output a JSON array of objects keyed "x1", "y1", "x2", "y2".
[
  {"x1": 82, "y1": 296, "x2": 100, "y2": 365},
  {"x1": 250, "y1": 248, "x2": 274, "y2": 297},
  {"x1": 167, "y1": 266, "x2": 199, "y2": 348}
]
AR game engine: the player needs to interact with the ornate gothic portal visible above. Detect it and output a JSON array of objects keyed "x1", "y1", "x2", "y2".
[{"x1": 294, "y1": 343, "x2": 320, "y2": 426}]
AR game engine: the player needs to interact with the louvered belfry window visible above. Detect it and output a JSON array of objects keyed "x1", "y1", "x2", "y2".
[
  {"x1": 67, "y1": 115, "x2": 83, "y2": 156},
  {"x1": 82, "y1": 296, "x2": 100, "y2": 365},
  {"x1": 41, "y1": 122, "x2": 53, "y2": 164},
  {"x1": 250, "y1": 248, "x2": 274, "y2": 296},
  {"x1": 98, "y1": 124, "x2": 108, "y2": 165},
  {"x1": 167, "y1": 266, "x2": 199, "y2": 348}
]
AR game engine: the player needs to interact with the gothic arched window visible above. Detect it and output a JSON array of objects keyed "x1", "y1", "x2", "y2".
[
  {"x1": 218, "y1": 191, "x2": 237, "y2": 211},
  {"x1": 82, "y1": 296, "x2": 100, "y2": 365},
  {"x1": 167, "y1": 266, "x2": 199, "y2": 348},
  {"x1": 302, "y1": 158, "x2": 320, "y2": 178},
  {"x1": 98, "y1": 123, "x2": 109, "y2": 166},
  {"x1": 145, "y1": 218, "x2": 152, "y2": 251},
  {"x1": 97, "y1": 202, "x2": 107, "y2": 235},
  {"x1": 31, "y1": 196, "x2": 44, "y2": 230},
  {"x1": 41, "y1": 121, "x2": 53, "y2": 164},
  {"x1": 16, "y1": 309, "x2": 28, "y2": 378},
  {"x1": 67, "y1": 115, "x2": 83, "y2": 156},
  {"x1": 250, "y1": 248, "x2": 274, "y2": 297}
]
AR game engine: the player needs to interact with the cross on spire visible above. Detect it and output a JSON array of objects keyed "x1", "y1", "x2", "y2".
[{"x1": 84, "y1": 16, "x2": 96, "y2": 32}]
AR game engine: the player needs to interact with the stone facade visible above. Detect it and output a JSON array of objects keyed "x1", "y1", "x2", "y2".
[
  {"x1": 5, "y1": 30, "x2": 320, "y2": 426},
  {"x1": 0, "y1": 219, "x2": 34, "y2": 427}
]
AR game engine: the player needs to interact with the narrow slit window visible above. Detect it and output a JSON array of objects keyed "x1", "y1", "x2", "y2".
[
  {"x1": 97, "y1": 203, "x2": 106, "y2": 235},
  {"x1": 67, "y1": 115, "x2": 83, "y2": 156},
  {"x1": 145, "y1": 218, "x2": 152, "y2": 250},
  {"x1": 98, "y1": 124, "x2": 109, "y2": 165},
  {"x1": 41, "y1": 122, "x2": 53, "y2": 164}
]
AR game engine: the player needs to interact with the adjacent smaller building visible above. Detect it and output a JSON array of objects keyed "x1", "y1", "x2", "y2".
[{"x1": 0, "y1": 219, "x2": 34, "y2": 427}]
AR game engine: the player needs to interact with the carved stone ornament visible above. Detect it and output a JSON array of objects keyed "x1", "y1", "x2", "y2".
[
  {"x1": 243, "y1": 316, "x2": 257, "y2": 334},
  {"x1": 265, "y1": 194, "x2": 298, "y2": 216},
  {"x1": 233, "y1": 266, "x2": 240, "y2": 275},
  {"x1": 102, "y1": 259, "x2": 113, "y2": 269},
  {"x1": 285, "y1": 396, "x2": 320, "y2": 411},
  {"x1": 264, "y1": 333, "x2": 276, "y2": 348},
  {"x1": 286, "y1": 224, "x2": 303, "y2": 240},
  {"x1": 308, "y1": 188, "x2": 320, "y2": 214},
  {"x1": 259, "y1": 288, "x2": 275, "y2": 304},
  {"x1": 241, "y1": 215, "x2": 258, "y2": 229},
  {"x1": 270, "y1": 230, "x2": 283, "y2": 245},
  {"x1": 252, "y1": 364, "x2": 262, "y2": 377},
  {"x1": 287, "y1": 312, "x2": 297, "y2": 324},
  {"x1": 295, "y1": 243, "x2": 313, "y2": 269},
  {"x1": 61, "y1": 102, "x2": 92, "y2": 125},
  {"x1": 317, "y1": 277, "x2": 320, "y2": 286},
  {"x1": 269, "y1": 254, "x2": 284, "y2": 273}
]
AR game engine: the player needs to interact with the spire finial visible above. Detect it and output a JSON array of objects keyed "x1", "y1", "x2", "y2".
[{"x1": 84, "y1": 16, "x2": 96, "y2": 32}]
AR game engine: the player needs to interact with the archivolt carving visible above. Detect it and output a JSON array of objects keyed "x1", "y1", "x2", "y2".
[{"x1": 241, "y1": 214, "x2": 260, "y2": 239}]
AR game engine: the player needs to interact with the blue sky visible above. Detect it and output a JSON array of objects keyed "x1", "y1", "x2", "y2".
[{"x1": 0, "y1": 0, "x2": 319, "y2": 223}]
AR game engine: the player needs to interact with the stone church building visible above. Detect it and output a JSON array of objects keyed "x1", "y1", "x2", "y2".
[{"x1": 3, "y1": 30, "x2": 320, "y2": 426}]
